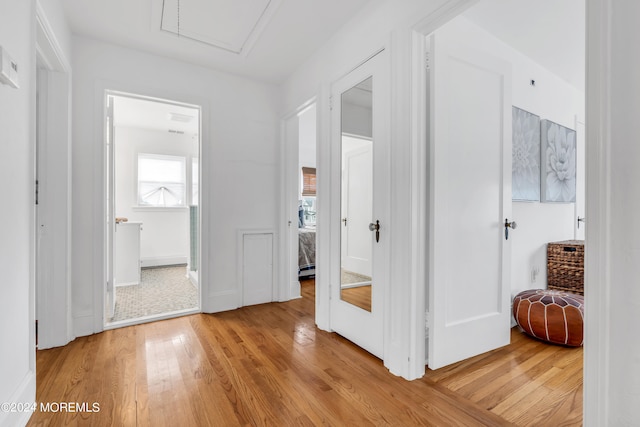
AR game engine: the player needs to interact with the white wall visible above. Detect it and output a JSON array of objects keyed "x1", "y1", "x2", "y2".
[
  {"x1": 115, "y1": 126, "x2": 197, "y2": 266},
  {"x1": 0, "y1": 1, "x2": 36, "y2": 425},
  {"x1": 444, "y1": 17, "x2": 585, "y2": 300},
  {"x1": 342, "y1": 103, "x2": 373, "y2": 139},
  {"x1": 281, "y1": 0, "x2": 450, "y2": 114},
  {"x1": 71, "y1": 36, "x2": 280, "y2": 336}
]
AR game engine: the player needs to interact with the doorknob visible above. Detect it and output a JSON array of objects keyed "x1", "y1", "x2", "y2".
[
  {"x1": 369, "y1": 220, "x2": 381, "y2": 242},
  {"x1": 504, "y1": 218, "x2": 517, "y2": 240},
  {"x1": 577, "y1": 216, "x2": 586, "y2": 229},
  {"x1": 342, "y1": 218, "x2": 347, "y2": 226}
]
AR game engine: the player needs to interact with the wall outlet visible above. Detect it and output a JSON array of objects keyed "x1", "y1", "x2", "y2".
[{"x1": 531, "y1": 266, "x2": 540, "y2": 283}]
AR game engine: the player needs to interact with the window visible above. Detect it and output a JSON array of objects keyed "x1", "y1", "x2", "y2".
[
  {"x1": 302, "y1": 167, "x2": 316, "y2": 196},
  {"x1": 301, "y1": 197, "x2": 316, "y2": 226},
  {"x1": 137, "y1": 153, "x2": 186, "y2": 207}
]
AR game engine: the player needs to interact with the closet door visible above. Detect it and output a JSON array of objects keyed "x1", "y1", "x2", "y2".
[
  {"x1": 329, "y1": 49, "x2": 390, "y2": 358},
  {"x1": 428, "y1": 24, "x2": 513, "y2": 369}
]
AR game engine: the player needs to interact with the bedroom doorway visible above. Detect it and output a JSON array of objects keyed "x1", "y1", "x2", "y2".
[
  {"x1": 282, "y1": 100, "x2": 317, "y2": 303},
  {"x1": 104, "y1": 91, "x2": 202, "y2": 327},
  {"x1": 298, "y1": 104, "x2": 317, "y2": 282}
]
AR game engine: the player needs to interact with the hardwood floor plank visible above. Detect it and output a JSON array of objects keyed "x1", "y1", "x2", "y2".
[{"x1": 28, "y1": 279, "x2": 582, "y2": 426}]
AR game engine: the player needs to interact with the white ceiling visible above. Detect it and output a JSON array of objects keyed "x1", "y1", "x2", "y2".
[
  {"x1": 160, "y1": 0, "x2": 279, "y2": 55},
  {"x1": 61, "y1": 0, "x2": 584, "y2": 91},
  {"x1": 463, "y1": 0, "x2": 585, "y2": 91},
  {"x1": 113, "y1": 95, "x2": 200, "y2": 135},
  {"x1": 61, "y1": 0, "x2": 371, "y2": 84}
]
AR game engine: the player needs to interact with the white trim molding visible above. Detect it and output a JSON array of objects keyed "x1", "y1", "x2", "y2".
[
  {"x1": 584, "y1": 0, "x2": 611, "y2": 425},
  {"x1": 0, "y1": 370, "x2": 35, "y2": 427}
]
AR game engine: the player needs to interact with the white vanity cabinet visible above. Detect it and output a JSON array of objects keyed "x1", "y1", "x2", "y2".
[{"x1": 115, "y1": 222, "x2": 142, "y2": 286}]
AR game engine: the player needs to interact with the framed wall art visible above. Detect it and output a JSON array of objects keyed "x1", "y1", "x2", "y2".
[
  {"x1": 540, "y1": 119, "x2": 576, "y2": 203},
  {"x1": 512, "y1": 106, "x2": 540, "y2": 201}
]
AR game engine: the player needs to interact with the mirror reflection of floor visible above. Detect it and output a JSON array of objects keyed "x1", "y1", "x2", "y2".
[
  {"x1": 340, "y1": 268, "x2": 372, "y2": 311},
  {"x1": 341, "y1": 285, "x2": 372, "y2": 312}
]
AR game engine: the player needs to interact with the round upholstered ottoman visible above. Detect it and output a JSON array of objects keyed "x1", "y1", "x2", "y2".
[{"x1": 512, "y1": 289, "x2": 584, "y2": 346}]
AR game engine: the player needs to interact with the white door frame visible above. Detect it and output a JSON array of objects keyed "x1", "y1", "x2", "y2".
[
  {"x1": 35, "y1": 2, "x2": 73, "y2": 350},
  {"x1": 100, "y1": 90, "x2": 204, "y2": 329},
  {"x1": 279, "y1": 98, "x2": 317, "y2": 304},
  {"x1": 583, "y1": 1, "x2": 611, "y2": 424}
]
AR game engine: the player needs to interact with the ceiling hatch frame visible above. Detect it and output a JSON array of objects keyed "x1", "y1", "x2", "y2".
[{"x1": 160, "y1": 0, "x2": 283, "y2": 57}]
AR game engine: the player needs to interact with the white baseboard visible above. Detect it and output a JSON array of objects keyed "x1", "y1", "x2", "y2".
[
  {"x1": 288, "y1": 280, "x2": 301, "y2": 300},
  {"x1": 73, "y1": 312, "x2": 95, "y2": 338},
  {"x1": 0, "y1": 370, "x2": 35, "y2": 427},
  {"x1": 188, "y1": 270, "x2": 198, "y2": 288},
  {"x1": 341, "y1": 281, "x2": 372, "y2": 289},
  {"x1": 115, "y1": 281, "x2": 139, "y2": 287},
  {"x1": 203, "y1": 290, "x2": 238, "y2": 313},
  {"x1": 140, "y1": 256, "x2": 187, "y2": 268}
]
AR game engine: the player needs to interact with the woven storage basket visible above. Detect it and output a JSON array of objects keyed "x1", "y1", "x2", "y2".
[{"x1": 547, "y1": 240, "x2": 584, "y2": 295}]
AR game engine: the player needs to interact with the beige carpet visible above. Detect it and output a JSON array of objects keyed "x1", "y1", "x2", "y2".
[{"x1": 108, "y1": 265, "x2": 198, "y2": 323}]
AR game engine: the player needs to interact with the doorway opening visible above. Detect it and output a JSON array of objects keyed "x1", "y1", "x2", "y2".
[
  {"x1": 421, "y1": 0, "x2": 585, "y2": 420},
  {"x1": 297, "y1": 103, "x2": 318, "y2": 287},
  {"x1": 282, "y1": 101, "x2": 318, "y2": 304},
  {"x1": 105, "y1": 92, "x2": 202, "y2": 327}
]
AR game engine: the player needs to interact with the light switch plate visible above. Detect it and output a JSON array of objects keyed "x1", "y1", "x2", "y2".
[{"x1": 0, "y1": 46, "x2": 19, "y2": 89}]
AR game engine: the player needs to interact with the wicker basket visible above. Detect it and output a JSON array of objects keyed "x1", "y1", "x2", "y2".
[{"x1": 547, "y1": 240, "x2": 585, "y2": 295}]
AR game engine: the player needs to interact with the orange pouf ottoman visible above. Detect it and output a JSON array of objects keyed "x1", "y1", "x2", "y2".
[{"x1": 512, "y1": 289, "x2": 584, "y2": 346}]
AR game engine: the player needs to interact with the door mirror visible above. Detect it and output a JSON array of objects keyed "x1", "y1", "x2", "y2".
[{"x1": 340, "y1": 77, "x2": 373, "y2": 312}]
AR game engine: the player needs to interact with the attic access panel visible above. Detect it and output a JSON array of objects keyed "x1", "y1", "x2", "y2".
[{"x1": 161, "y1": 0, "x2": 281, "y2": 56}]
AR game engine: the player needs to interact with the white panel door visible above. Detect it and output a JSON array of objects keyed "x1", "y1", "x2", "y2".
[
  {"x1": 330, "y1": 49, "x2": 390, "y2": 359},
  {"x1": 243, "y1": 233, "x2": 274, "y2": 306},
  {"x1": 428, "y1": 24, "x2": 512, "y2": 370},
  {"x1": 341, "y1": 141, "x2": 373, "y2": 277}
]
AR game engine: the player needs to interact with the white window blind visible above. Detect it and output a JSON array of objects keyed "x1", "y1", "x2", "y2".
[
  {"x1": 302, "y1": 167, "x2": 316, "y2": 196},
  {"x1": 137, "y1": 153, "x2": 186, "y2": 207}
]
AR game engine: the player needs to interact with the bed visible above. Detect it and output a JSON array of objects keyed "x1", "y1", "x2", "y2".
[{"x1": 298, "y1": 228, "x2": 316, "y2": 278}]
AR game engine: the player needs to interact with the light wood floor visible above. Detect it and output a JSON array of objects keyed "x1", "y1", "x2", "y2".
[
  {"x1": 340, "y1": 284, "x2": 372, "y2": 311},
  {"x1": 29, "y1": 279, "x2": 582, "y2": 426}
]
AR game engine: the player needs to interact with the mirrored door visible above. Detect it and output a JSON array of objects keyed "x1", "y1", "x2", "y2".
[
  {"x1": 340, "y1": 77, "x2": 373, "y2": 312},
  {"x1": 330, "y1": 50, "x2": 389, "y2": 358}
]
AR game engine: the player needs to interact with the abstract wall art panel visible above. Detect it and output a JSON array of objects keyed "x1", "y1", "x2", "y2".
[
  {"x1": 512, "y1": 106, "x2": 540, "y2": 201},
  {"x1": 541, "y1": 119, "x2": 576, "y2": 203}
]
